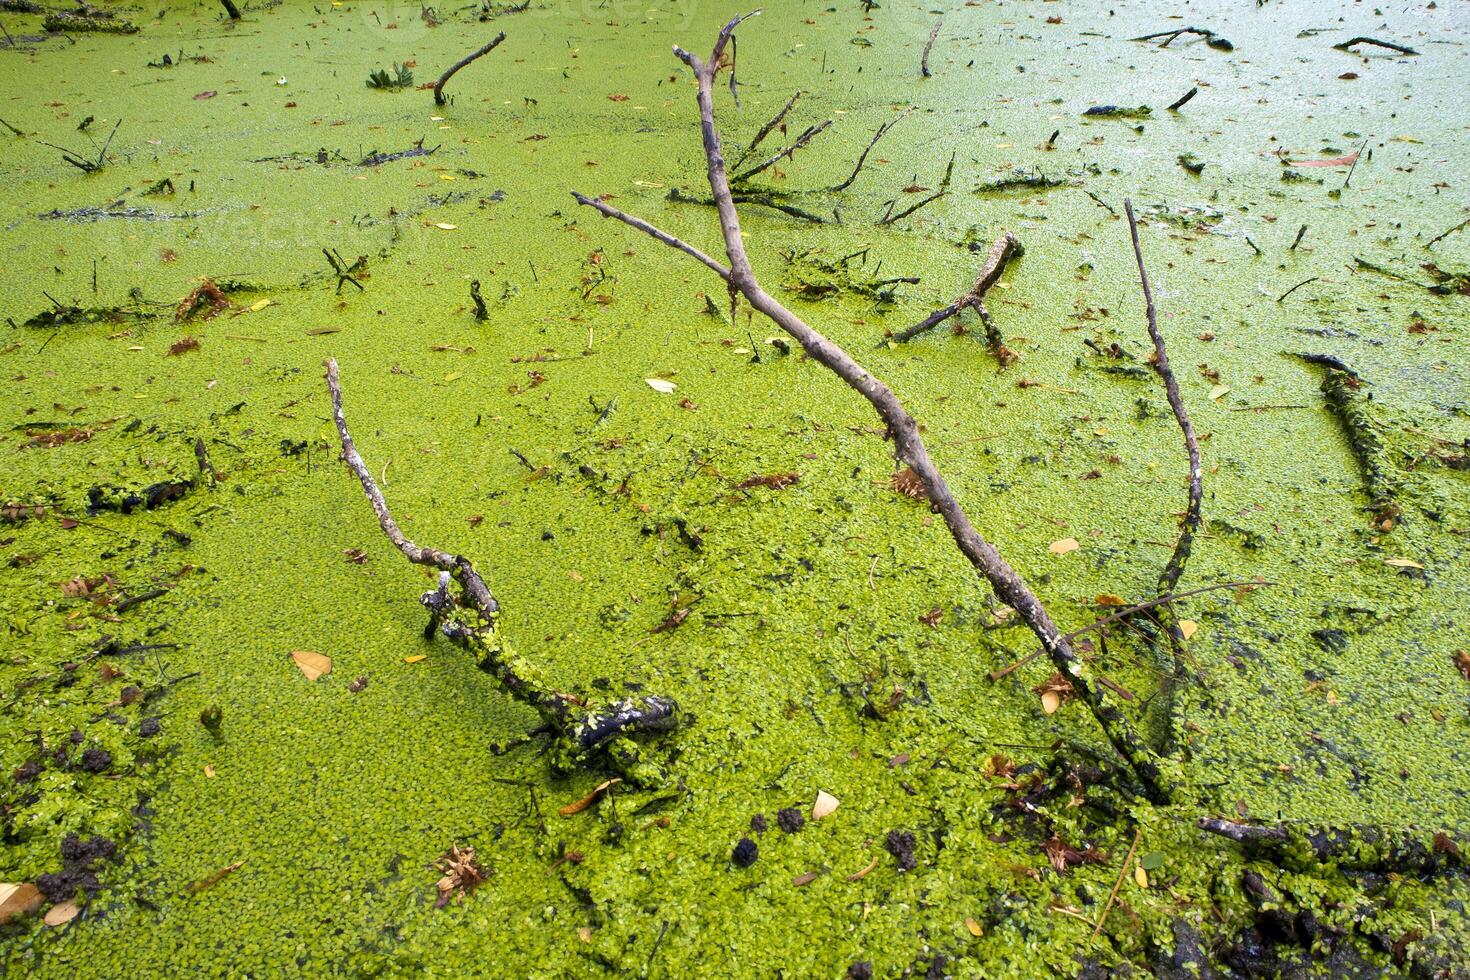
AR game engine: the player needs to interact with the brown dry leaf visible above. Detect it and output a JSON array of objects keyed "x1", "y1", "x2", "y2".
[
  {"x1": 0, "y1": 883, "x2": 43, "y2": 924},
  {"x1": 559, "y1": 778, "x2": 622, "y2": 817},
  {"x1": 1049, "y1": 538, "x2": 1080, "y2": 555},
  {"x1": 168, "y1": 336, "x2": 201, "y2": 356},
  {"x1": 1291, "y1": 151, "x2": 1359, "y2": 167},
  {"x1": 188, "y1": 859, "x2": 245, "y2": 894},
  {"x1": 44, "y1": 900, "x2": 80, "y2": 927},
  {"x1": 1035, "y1": 672, "x2": 1075, "y2": 715},
  {"x1": 1451, "y1": 650, "x2": 1470, "y2": 681},
  {"x1": 291, "y1": 650, "x2": 332, "y2": 681},
  {"x1": 792, "y1": 871, "x2": 819, "y2": 887},
  {"x1": 812, "y1": 790, "x2": 840, "y2": 820},
  {"x1": 434, "y1": 844, "x2": 486, "y2": 907},
  {"x1": 891, "y1": 467, "x2": 927, "y2": 500}
]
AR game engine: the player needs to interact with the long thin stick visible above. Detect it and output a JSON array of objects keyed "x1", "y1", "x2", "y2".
[
  {"x1": 1333, "y1": 36, "x2": 1418, "y2": 56},
  {"x1": 829, "y1": 109, "x2": 909, "y2": 193},
  {"x1": 987, "y1": 581, "x2": 1272, "y2": 682},
  {"x1": 920, "y1": 18, "x2": 942, "y2": 78},
  {"x1": 732, "y1": 90, "x2": 800, "y2": 170},
  {"x1": 1093, "y1": 828, "x2": 1141, "y2": 937},
  {"x1": 581, "y1": 11, "x2": 1175, "y2": 804},
  {"x1": 731, "y1": 118, "x2": 831, "y2": 183},
  {"x1": 434, "y1": 32, "x2": 506, "y2": 106},
  {"x1": 1125, "y1": 199, "x2": 1202, "y2": 600},
  {"x1": 325, "y1": 357, "x2": 499, "y2": 613}
]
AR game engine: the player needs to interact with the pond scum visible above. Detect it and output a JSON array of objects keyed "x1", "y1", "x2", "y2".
[{"x1": 2, "y1": 1, "x2": 1469, "y2": 976}]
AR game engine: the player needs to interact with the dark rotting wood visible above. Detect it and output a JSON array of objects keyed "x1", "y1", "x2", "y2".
[
  {"x1": 220, "y1": 0, "x2": 241, "y2": 19},
  {"x1": 1130, "y1": 26, "x2": 1233, "y2": 51},
  {"x1": 1200, "y1": 817, "x2": 1464, "y2": 875},
  {"x1": 433, "y1": 32, "x2": 506, "y2": 106},
  {"x1": 1296, "y1": 355, "x2": 1401, "y2": 527},
  {"x1": 1333, "y1": 36, "x2": 1418, "y2": 56}
]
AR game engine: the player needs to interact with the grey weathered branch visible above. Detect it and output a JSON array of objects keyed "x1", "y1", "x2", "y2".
[
  {"x1": 578, "y1": 12, "x2": 1174, "y2": 803},
  {"x1": 1125, "y1": 199, "x2": 1202, "y2": 601},
  {"x1": 920, "y1": 18, "x2": 942, "y2": 77},
  {"x1": 434, "y1": 32, "x2": 506, "y2": 106},
  {"x1": 324, "y1": 357, "x2": 679, "y2": 783}
]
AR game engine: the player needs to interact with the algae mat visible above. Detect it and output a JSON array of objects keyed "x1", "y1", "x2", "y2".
[{"x1": 2, "y1": 0, "x2": 1469, "y2": 975}]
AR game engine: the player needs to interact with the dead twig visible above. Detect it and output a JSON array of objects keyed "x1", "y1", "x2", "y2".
[
  {"x1": 575, "y1": 10, "x2": 1174, "y2": 804},
  {"x1": 877, "y1": 153, "x2": 953, "y2": 226},
  {"x1": 732, "y1": 118, "x2": 832, "y2": 184},
  {"x1": 1125, "y1": 199, "x2": 1202, "y2": 602},
  {"x1": 891, "y1": 232, "x2": 1022, "y2": 350},
  {"x1": 920, "y1": 18, "x2": 942, "y2": 77},
  {"x1": 987, "y1": 581, "x2": 1273, "y2": 682},
  {"x1": 1094, "y1": 828, "x2": 1141, "y2": 937},
  {"x1": 1130, "y1": 26, "x2": 1233, "y2": 51},
  {"x1": 829, "y1": 110, "x2": 909, "y2": 193},
  {"x1": 434, "y1": 32, "x2": 506, "y2": 106},
  {"x1": 1333, "y1": 36, "x2": 1418, "y2": 56}
]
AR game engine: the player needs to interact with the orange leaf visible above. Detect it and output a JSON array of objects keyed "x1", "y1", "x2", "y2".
[{"x1": 1290, "y1": 151, "x2": 1359, "y2": 167}]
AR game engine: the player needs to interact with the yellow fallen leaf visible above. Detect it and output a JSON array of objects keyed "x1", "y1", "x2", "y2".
[
  {"x1": 435, "y1": 222, "x2": 458, "y2": 230},
  {"x1": 1040, "y1": 689, "x2": 1061, "y2": 715},
  {"x1": 1134, "y1": 865, "x2": 1149, "y2": 888},
  {"x1": 567, "y1": 569, "x2": 584, "y2": 582},
  {"x1": 444, "y1": 372, "x2": 462, "y2": 382},
  {"x1": 1049, "y1": 538, "x2": 1080, "y2": 555},
  {"x1": 812, "y1": 790, "x2": 840, "y2": 820},
  {"x1": 203, "y1": 764, "x2": 216, "y2": 779},
  {"x1": 1209, "y1": 384, "x2": 1230, "y2": 401},
  {"x1": 965, "y1": 917, "x2": 983, "y2": 937},
  {"x1": 43, "y1": 900, "x2": 80, "y2": 927},
  {"x1": 249, "y1": 298, "x2": 272, "y2": 312},
  {"x1": 291, "y1": 649, "x2": 332, "y2": 681},
  {"x1": 0, "y1": 883, "x2": 43, "y2": 924},
  {"x1": 439, "y1": 173, "x2": 456, "y2": 180},
  {"x1": 1178, "y1": 619, "x2": 1199, "y2": 640},
  {"x1": 559, "y1": 778, "x2": 621, "y2": 816},
  {"x1": 577, "y1": 926, "x2": 593, "y2": 943},
  {"x1": 1095, "y1": 593, "x2": 1126, "y2": 606},
  {"x1": 1385, "y1": 557, "x2": 1424, "y2": 569},
  {"x1": 403, "y1": 654, "x2": 427, "y2": 664}
]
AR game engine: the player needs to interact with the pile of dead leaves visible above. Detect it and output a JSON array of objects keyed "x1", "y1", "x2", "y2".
[{"x1": 434, "y1": 844, "x2": 486, "y2": 908}]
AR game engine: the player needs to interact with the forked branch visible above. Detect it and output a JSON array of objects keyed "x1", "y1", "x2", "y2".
[
  {"x1": 578, "y1": 12, "x2": 1174, "y2": 803},
  {"x1": 325, "y1": 358, "x2": 679, "y2": 783}
]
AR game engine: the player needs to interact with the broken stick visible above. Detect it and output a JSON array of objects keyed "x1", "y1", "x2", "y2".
[{"x1": 434, "y1": 32, "x2": 506, "y2": 106}]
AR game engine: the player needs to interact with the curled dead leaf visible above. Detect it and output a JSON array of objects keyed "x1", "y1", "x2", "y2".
[{"x1": 812, "y1": 790, "x2": 840, "y2": 820}]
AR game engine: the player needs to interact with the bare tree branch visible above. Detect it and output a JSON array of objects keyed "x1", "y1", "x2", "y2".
[
  {"x1": 324, "y1": 357, "x2": 680, "y2": 783},
  {"x1": 581, "y1": 15, "x2": 1174, "y2": 802},
  {"x1": 891, "y1": 231, "x2": 1023, "y2": 347},
  {"x1": 829, "y1": 109, "x2": 910, "y2": 193},
  {"x1": 1125, "y1": 199, "x2": 1202, "y2": 600},
  {"x1": 732, "y1": 118, "x2": 832, "y2": 184},
  {"x1": 434, "y1": 32, "x2": 506, "y2": 106}
]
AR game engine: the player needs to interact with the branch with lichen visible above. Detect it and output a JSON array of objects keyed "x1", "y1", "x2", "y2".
[
  {"x1": 573, "y1": 11, "x2": 1174, "y2": 804},
  {"x1": 324, "y1": 358, "x2": 679, "y2": 784}
]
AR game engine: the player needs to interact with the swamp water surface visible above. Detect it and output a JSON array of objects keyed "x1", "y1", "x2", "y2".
[{"x1": 2, "y1": 0, "x2": 1469, "y2": 976}]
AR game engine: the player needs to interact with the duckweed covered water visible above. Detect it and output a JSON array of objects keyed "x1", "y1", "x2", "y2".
[{"x1": 2, "y1": 0, "x2": 1468, "y2": 975}]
